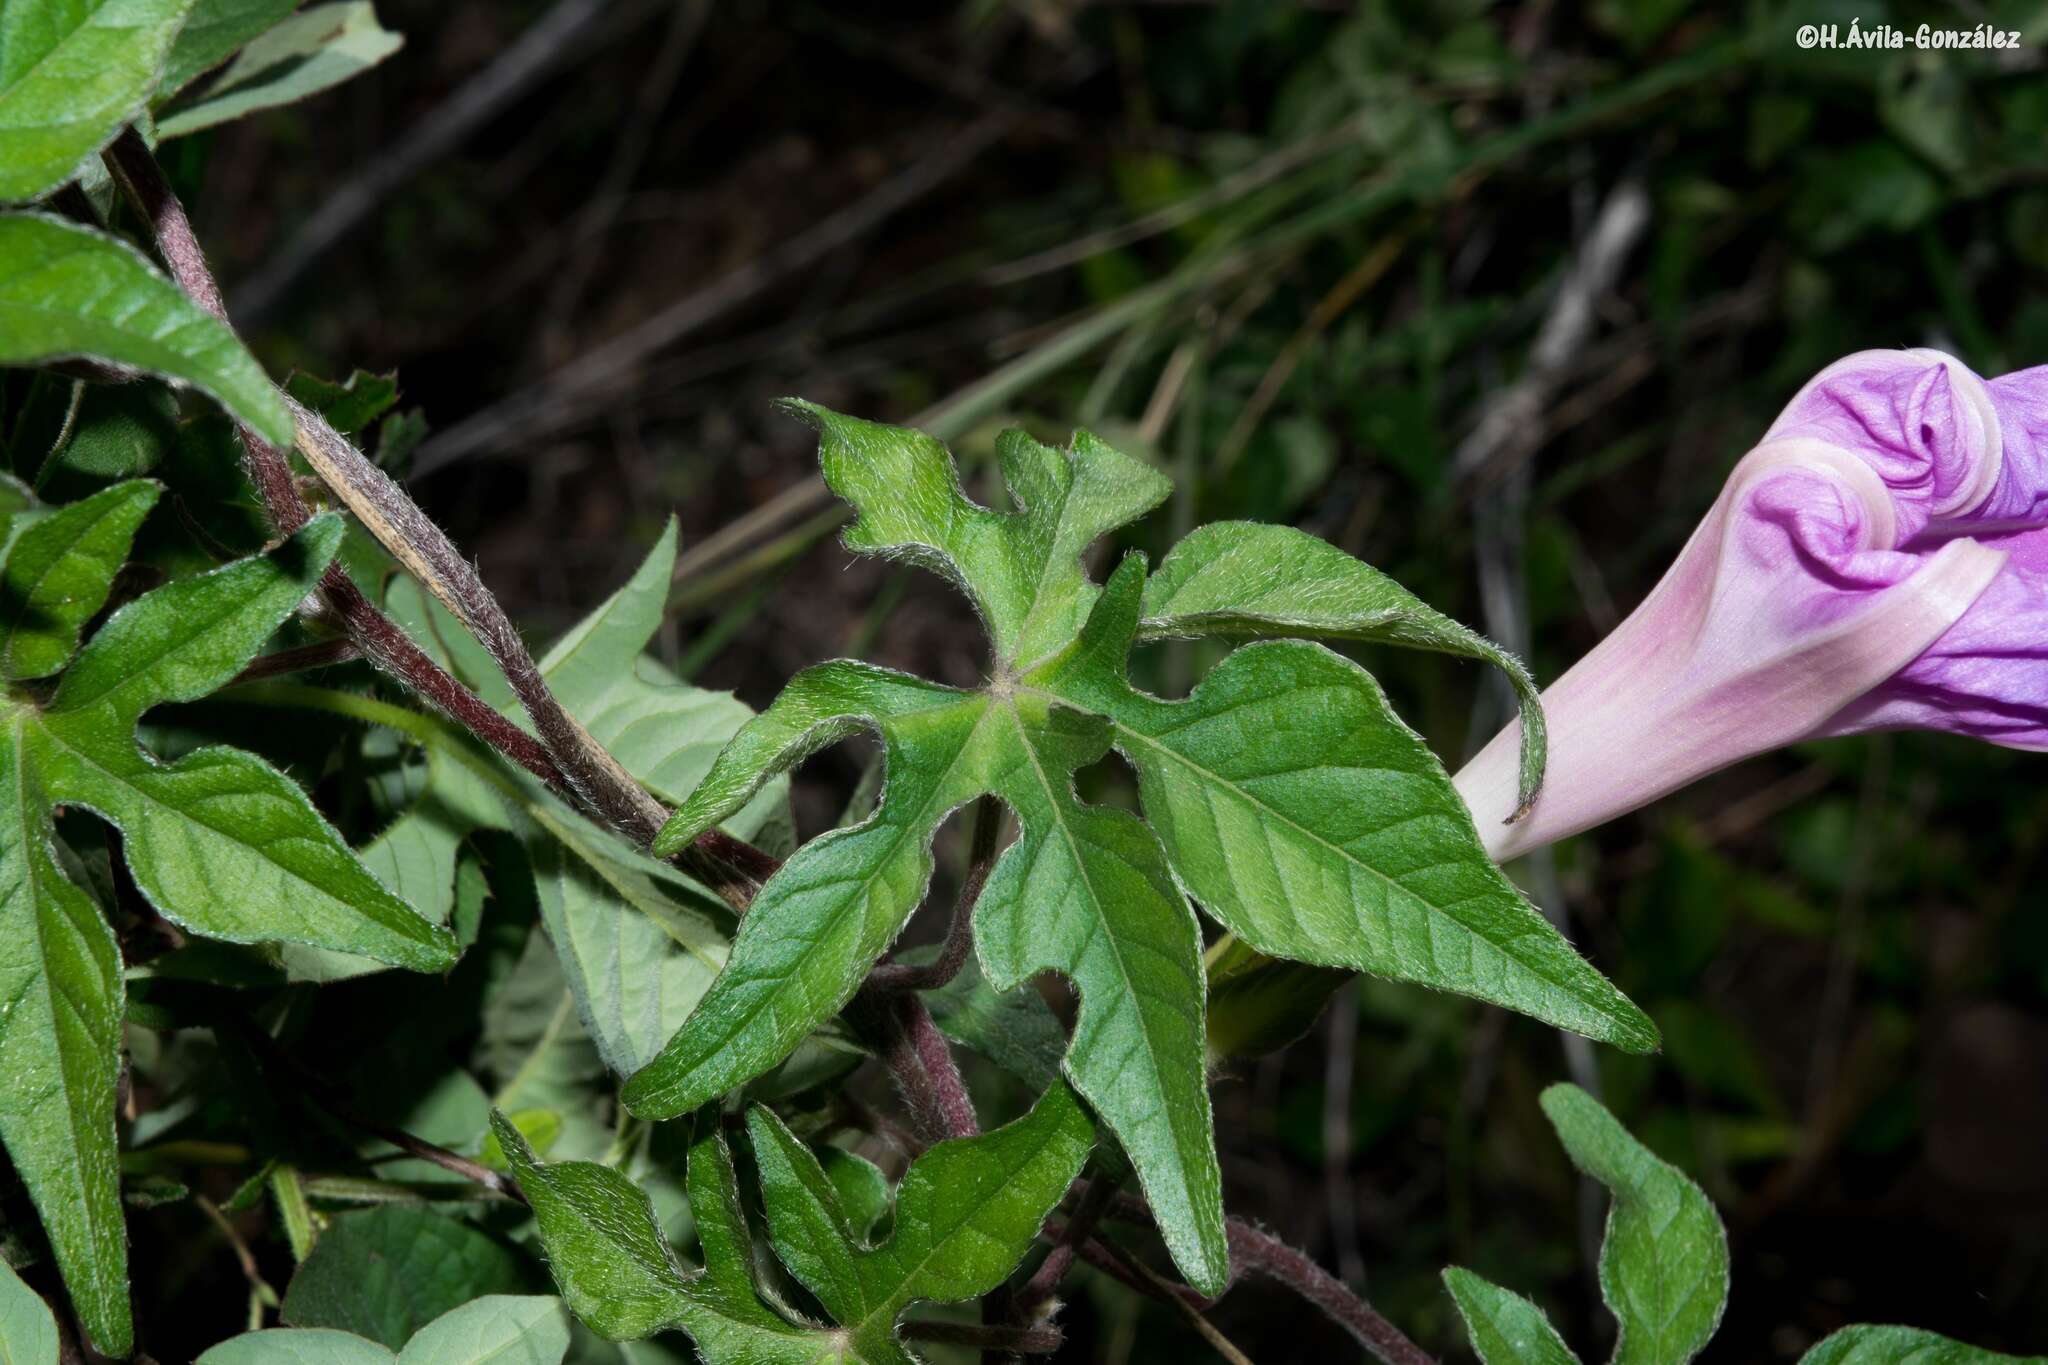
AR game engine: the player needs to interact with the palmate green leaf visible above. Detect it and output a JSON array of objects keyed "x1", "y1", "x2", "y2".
[
  {"x1": 279, "y1": 1207, "x2": 540, "y2": 1348},
  {"x1": 0, "y1": 1256, "x2": 58, "y2": 1365},
  {"x1": 155, "y1": 0, "x2": 400, "y2": 138},
  {"x1": 156, "y1": 0, "x2": 300, "y2": 101},
  {"x1": 1539, "y1": 1085, "x2": 1728, "y2": 1365},
  {"x1": 1139, "y1": 520, "x2": 1548, "y2": 815},
  {"x1": 1799, "y1": 1327, "x2": 2047, "y2": 1365},
  {"x1": 0, "y1": 477, "x2": 157, "y2": 680},
  {"x1": 1441, "y1": 1268, "x2": 1579, "y2": 1365},
  {"x1": 0, "y1": 0, "x2": 196, "y2": 201},
  {"x1": 0, "y1": 515, "x2": 451, "y2": 1356},
  {"x1": 630, "y1": 406, "x2": 1648, "y2": 1297},
  {"x1": 746, "y1": 1079, "x2": 1095, "y2": 1365},
  {"x1": 1042, "y1": 558, "x2": 1655, "y2": 1055},
  {"x1": 491, "y1": 1112, "x2": 818, "y2": 1359},
  {"x1": 200, "y1": 1296, "x2": 572, "y2": 1365},
  {"x1": 0, "y1": 214, "x2": 293, "y2": 444}
]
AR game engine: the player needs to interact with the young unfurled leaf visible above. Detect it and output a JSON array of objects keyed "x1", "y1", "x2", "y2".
[
  {"x1": 1442, "y1": 1267, "x2": 1580, "y2": 1365},
  {"x1": 155, "y1": 1, "x2": 402, "y2": 138},
  {"x1": 630, "y1": 406, "x2": 1650, "y2": 1297},
  {"x1": 745, "y1": 1079, "x2": 1095, "y2": 1364},
  {"x1": 0, "y1": 514, "x2": 454, "y2": 1356},
  {"x1": 0, "y1": 214, "x2": 294, "y2": 444},
  {"x1": 1798, "y1": 1326, "x2": 2045, "y2": 1364},
  {"x1": 1539, "y1": 1084, "x2": 1728, "y2": 1365},
  {"x1": 1139, "y1": 519, "x2": 1548, "y2": 816},
  {"x1": 0, "y1": 0, "x2": 197, "y2": 201}
]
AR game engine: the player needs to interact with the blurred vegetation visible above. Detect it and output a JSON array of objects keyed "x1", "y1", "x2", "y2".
[{"x1": 138, "y1": 0, "x2": 2048, "y2": 1358}]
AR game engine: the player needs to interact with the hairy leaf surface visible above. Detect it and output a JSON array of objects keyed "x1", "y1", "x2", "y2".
[
  {"x1": 1442, "y1": 1268, "x2": 1580, "y2": 1365},
  {"x1": 629, "y1": 406, "x2": 1648, "y2": 1297},
  {"x1": 1140, "y1": 520, "x2": 1547, "y2": 812},
  {"x1": 1798, "y1": 1327, "x2": 2046, "y2": 1365},
  {"x1": 0, "y1": 215, "x2": 292, "y2": 442},
  {"x1": 0, "y1": 0, "x2": 196, "y2": 200},
  {"x1": 1540, "y1": 1084, "x2": 1728, "y2": 1365}
]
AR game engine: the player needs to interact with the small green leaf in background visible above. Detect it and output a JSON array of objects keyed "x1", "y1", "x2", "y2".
[
  {"x1": 1798, "y1": 1326, "x2": 2047, "y2": 1365},
  {"x1": 0, "y1": 0, "x2": 198, "y2": 201},
  {"x1": 395, "y1": 1295, "x2": 571, "y2": 1365},
  {"x1": 0, "y1": 214, "x2": 293, "y2": 445},
  {"x1": 156, "y1": 1, "x2": 402, "y2": 138},
  {"x1": 1139, "y1": 519, "x2": 1548, "y2": 814},
  {"x1": 1442, "y1": 1267, "x2": 1580, "y2": 1365},
  {"x1": 0, "y1": 1257, "x2": 58, "y2": 1365},
  {"x1": 198, "y1": 1329, "x2": 397, "y2": 1365},
  {"x1": 198, "y1": 1295, "x2": 572, "y2": 1365},
  {"x1": 0, "y1": 477, "x2": 158, "y2": 680},
  {"x1": 278, "y1": 1207, "x2": 540, "y2": 1349},
  {"x1": 1540, "y1": 1084, "x2": 1729, "y2": 1365},
  {"x1": 744, "y1": 1079, "x2": 1094, "y2": 1363},
  {"x1": 157, "y1": 0, "x2": 303, "y2": 100}
]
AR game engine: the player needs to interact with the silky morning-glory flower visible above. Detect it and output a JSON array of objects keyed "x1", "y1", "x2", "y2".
[{"x1": 1456, "y1": 347, "x2": 2048, "y2": 861}]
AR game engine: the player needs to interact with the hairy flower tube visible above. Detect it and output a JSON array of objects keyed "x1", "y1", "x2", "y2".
[{"x1": 1456, "y1": 347, "x2": 2048, "y2": 860}]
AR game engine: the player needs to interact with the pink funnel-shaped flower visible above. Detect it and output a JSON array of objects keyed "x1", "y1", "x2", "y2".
[{"x1": 1457, "y1": 347, "x2": 2048, "y2": 860}]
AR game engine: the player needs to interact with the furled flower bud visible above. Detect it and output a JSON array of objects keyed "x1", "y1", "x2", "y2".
[{"x1": 1456, "y1": 348, "x2": 2048, "y2": 860}]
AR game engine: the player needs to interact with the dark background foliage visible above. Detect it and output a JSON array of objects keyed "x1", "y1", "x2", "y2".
[{"x1": 121, "y1": 0, "x2": 2048, "y2": 1358}]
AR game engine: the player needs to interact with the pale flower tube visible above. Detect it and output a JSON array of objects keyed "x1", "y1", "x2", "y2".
[{"x1": 1456, "y1": 348, "x2": 2048, "y2": 860}]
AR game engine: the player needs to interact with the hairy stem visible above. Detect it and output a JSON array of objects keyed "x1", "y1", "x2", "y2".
[
  {"x1": 1225, "y1": 1220, "x2": 1434, "y2": 1365},
  {"x1": 102, "y1": 127, "x2": 770, "y2": 906},
  {"x1": 101, "y1": 128, "x2": 569, "y2": 791},
  {"x1": 899, "y1": 1320, "x2": 1060, "y2": 1354},
  {"x1": 870, "y1": 794, "x2": 1001, "y2": 993}
]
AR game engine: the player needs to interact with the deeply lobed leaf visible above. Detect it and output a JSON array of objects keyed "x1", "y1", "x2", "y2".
[
  {"x1": 747, "y1": 1079, "x2": 1095, "y2": 1363},
  {"x1": 630, "y1": 406, "x2": 1643, "y2": 1298},
  {"x1": 0, "y1": 515, "x2": 455, "y2": 1353}
]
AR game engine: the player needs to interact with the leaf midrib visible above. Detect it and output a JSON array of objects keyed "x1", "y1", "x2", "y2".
[
  {"x1": 1023, "y1": 680, "x2": 1631, "y2": 1032},
  {"x1": 32, "y1": 719, "x2": 394, "y2": 920},
  {"x1": 997, "y1": 697, "x2": 1183, "y2": 1144}
]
